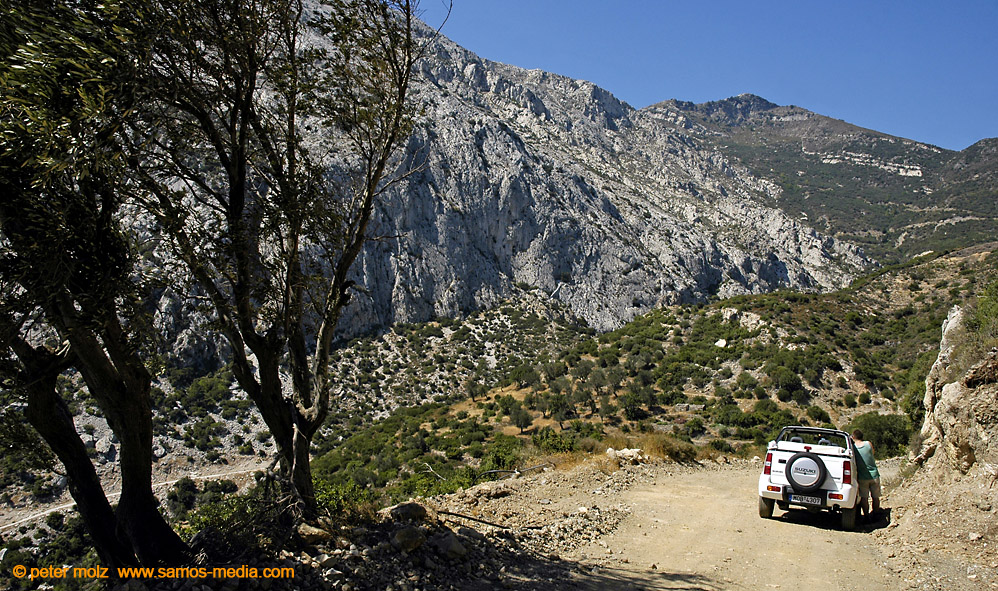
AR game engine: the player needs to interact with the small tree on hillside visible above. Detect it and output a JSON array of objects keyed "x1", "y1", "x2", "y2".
[
  {"x1": 511, "y1": 406, "x2": 532, "y2": 434},
  {"x1": 129, "y1": 0, "x2": 431, "y2": 517}
]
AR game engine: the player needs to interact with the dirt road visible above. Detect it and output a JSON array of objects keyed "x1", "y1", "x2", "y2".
[
  {"x1": 0, "y1": 459, "x2": 269, "y2": 534},
  {"x1": 563, "y1": 463, "x2": 896, "y2": 590}
]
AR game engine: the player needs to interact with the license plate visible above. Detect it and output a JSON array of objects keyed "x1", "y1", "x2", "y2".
[{"x1": 790, "y1": 494, "x2": 821, "y2": 505}]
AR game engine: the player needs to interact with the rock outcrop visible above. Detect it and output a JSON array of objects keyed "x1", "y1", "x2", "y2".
[
  {"x1": 883, "y1": 307, "x2": 998, "y2": 590},
  {"x1": 914, "y1": 306, "x2": 998, "y2": 477}
]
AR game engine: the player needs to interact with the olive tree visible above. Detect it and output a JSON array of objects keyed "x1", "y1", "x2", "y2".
[
  {"x1": 0, "y1": 0, "x2": 188, "y2": 566},
  {"x1": 130, "y1": 0, "x2": 429, "y2": 516}
]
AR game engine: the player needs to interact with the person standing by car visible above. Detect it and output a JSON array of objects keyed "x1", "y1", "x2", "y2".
[{"x1": 851, "y1": 429, "x2": 881, "y2": 520}]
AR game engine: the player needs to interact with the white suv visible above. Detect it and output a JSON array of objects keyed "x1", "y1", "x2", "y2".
[{"x1": 758, "y1": 426, "x2": 860, "y2": 530}]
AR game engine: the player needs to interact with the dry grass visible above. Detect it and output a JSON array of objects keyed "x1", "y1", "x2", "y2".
[
  {"x1": 591, "y1": 455, "x2": 620, "y2": 475},
  {"x1": 543, "y1": 451, "x2": 591, "y2": 472},
  {"x1": 603, "y1": 434, "x2": 632, "y2": 451},
  {"x1": 638, "y1": 433, "x2": 697, "y2": 463}
]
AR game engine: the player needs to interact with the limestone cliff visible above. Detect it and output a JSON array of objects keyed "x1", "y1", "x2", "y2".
[
  {"x1": 914, "y1": 306, "x2": 998, "y2": 481},
  {"x1": 335, "y1": 26, "x2": 869, "y2": 336}
]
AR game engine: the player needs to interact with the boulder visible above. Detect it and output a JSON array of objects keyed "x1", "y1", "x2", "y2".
[
  {"x1": 297, "y1": 523, "x2": 332, "y2": 545},
  {"x1": 388, "y1": 502, "x2": 429, "y2": 523},
  {"x1": 606, "y1": 447, "x2": 647, "y2": 464},
  {"x1": 390, "y1": 526, "x2": 425, "y2": 553},
  {"x1": 432, "y1": 532, "x2": 467, "y2": 560}
]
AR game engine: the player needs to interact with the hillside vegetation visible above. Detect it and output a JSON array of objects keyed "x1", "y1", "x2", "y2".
[
  {"x1": 660, "y1": 95, "x2": 998, "y2": 263},
  {"x1": 3, "y1": 245, "x2": 996, "y2": 589},
  {"x1": 306, "y1": 244, "x2": 998, "y2": 504}
]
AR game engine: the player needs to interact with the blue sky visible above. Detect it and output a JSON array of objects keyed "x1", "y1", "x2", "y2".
[{"x1": 419, "y1": 1, "x2": 997, "y2": 151}]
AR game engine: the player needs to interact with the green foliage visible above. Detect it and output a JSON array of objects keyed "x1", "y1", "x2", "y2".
[
  {"x1": 709, "y1": 438, "x2": 734, "y2": 453},
  {"x1": 0, "y1": 411, "x2": 56, "y2": 490},
  {"x1": 167, "y1": 477, "x2": 199, "y2": 519},
  {"x1": 1, "y1": 513, "x2": 100, "y2": 591},
  {"x1": 166, "y1": 477, "x2": 239, "y2": 520},
  {"x1": 314, "y1": 478, "x2": 375, "y2": 516},
  {"x1": 506, "y1": 363, "x2": 541, "y2": 388},
  {"x1": 184, "y1": 485, "x2": 294, "y2": 556},
  {"x1": 806, "y1": 405, "x2": 830, "y2": 424},
  {"x1": 480, "y1": 434, "x2": 523, "y2": 472},
  {"x1": 531, "y1": 426, "x2": 575, "y2": 453},
  {"x1": 847, "y1": 412, "x2": 911, "y2": 458},
  {"x1": 44, "y1": 511, "x2": 65, "y2": 531},
  {"x1": 511, "y1": 406, "x2": 533, "y2": 432},
  {"x1": 182, "y1": 417, "x2": 225, "y2": 451},
  {"x1": 683, "y1": 417, "x2": 705, "y2": 438}
]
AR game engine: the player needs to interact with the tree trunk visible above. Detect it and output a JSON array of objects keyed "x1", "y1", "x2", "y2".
[
  {"x1": 290, "y1": 422, "x2": 317, "y2": 518},
  {"x1": 61, "y1": 313, "x2": 190, "y2": 566},
  {"x1": 113, "y1": 394, "x2": 190, "y2": 565},
  {"x1": 24, "y1": 374, "x2": 137, "y2": 570}
]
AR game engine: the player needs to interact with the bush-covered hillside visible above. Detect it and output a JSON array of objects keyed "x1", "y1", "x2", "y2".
[{"x1": 308, "y1": 245, "x2": 998, "y2": 502}]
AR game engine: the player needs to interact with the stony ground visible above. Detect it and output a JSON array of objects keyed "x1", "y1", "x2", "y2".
[
  {"x1": 6, "y1": 450, "x2": 994, "y2": 591},
  {"x1": 875, "y1": 460, "x2": 997, "y2": 590},
  {"x1": 105, "y1": 453, "x2": 997, "y2": 591}
]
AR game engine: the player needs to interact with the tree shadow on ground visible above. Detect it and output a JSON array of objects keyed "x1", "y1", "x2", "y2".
[
  {"x1": 124, "y1": 517, "x2": 725, "y2": 591},
  {"x1": 445, "y1": 532, "x2": 724, "y2": 591}
]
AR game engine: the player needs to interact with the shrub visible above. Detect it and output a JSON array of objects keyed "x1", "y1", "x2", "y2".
[
  {"x1": 683, "y1": 417, "x2": 705, "y2": 438},
  {"x1": 709, "y1": 438, "x2": 734, "y2": 453},
  {"x1": 641, "y1": 433, "x2": 697, "y2": 463},
  {"x1": 45, "y1": 511, "x2": 64, "y2": 531},
  {"x1": 480, "y1": 434, "x2": 522, "y2": 472},
  {"x1": 847, "y1": 412, "x2": 911, "y2": 458},
  {"x1": 806, "y1": 405, "x2": 830, "y2": 424},
  {"x1": 532, "y1": 426, "x2": 575, "y2": 453},
  {"x1": 167, "y1": 477, "x2": 199, "y2": 518},
  {"x1": 314, "y1": 479, "x2": 375, "y2": 516}
]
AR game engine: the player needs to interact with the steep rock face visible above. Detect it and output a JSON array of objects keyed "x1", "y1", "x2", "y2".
[
  {"x1": 915, "y1": 306, "x2": 998, "y2": 476},
  {"x1": 337, "y1": 30, "x2": 868, "y2": 335}
]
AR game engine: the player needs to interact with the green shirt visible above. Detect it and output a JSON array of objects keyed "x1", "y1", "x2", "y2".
[{"x1": 854, "y1": 440, "x2": 879, "y2": 480}]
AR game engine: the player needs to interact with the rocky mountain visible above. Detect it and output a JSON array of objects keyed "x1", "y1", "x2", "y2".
[
  {"x1": 337, "y1": 28, "x2": 871, "y2": 335},
  {"x1": 333, "y1": 26, "x2": 997, "y2": 337},
  {"x1": 657, "y1": 95, "x2": 998, "y2": 262}
]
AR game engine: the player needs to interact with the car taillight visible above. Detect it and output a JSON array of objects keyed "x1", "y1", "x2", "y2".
[
  {"x1": 764, "y1": 452, "x2": 773, "y2": 475},
  {"x1": 829, "y1": 493, "x2": 844, "y2": 500},
  {"x1": 843, "y1": 460, "x2": 852, "y2": 485}
]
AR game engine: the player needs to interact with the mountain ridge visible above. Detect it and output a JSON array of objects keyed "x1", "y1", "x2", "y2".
[
  {"x1": 156, "y1": 22, "x2": 997, "y2": 360},
  {"x1": 331, "y1": 27, "x2": 875, "y2": 338}
]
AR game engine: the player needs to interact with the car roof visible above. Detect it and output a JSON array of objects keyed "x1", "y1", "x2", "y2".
[{"x1": 779, "y1": 426, "x2": 849, "y2": 437}]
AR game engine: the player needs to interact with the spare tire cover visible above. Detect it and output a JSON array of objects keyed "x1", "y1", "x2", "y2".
[{"x1": 786, "y1": 452, "x2": 826, "y2": 493}]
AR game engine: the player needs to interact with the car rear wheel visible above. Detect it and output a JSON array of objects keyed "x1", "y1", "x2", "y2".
[
  {"x1": 785, "y1": 452, "x2": 827, "y2": 493},
  {"x1": 758, "y1": 496, "x2": 775, "y2": 518},
  {"x1": 841, "y1": 506, "x2": 858, "y2": 530}
]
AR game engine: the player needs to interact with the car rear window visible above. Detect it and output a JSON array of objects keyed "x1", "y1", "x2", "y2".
[{"x1": 779, "y1": 430, "x2": 847, "y2": 448}]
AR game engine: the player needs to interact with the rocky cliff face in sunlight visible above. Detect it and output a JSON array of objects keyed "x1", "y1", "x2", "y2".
[
  {"x1": 915, "y1": 306, "x2": 998, "y2": 475},
  {"x1": 335, "y1": 27, "x2": 869, "y2": 335}
]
